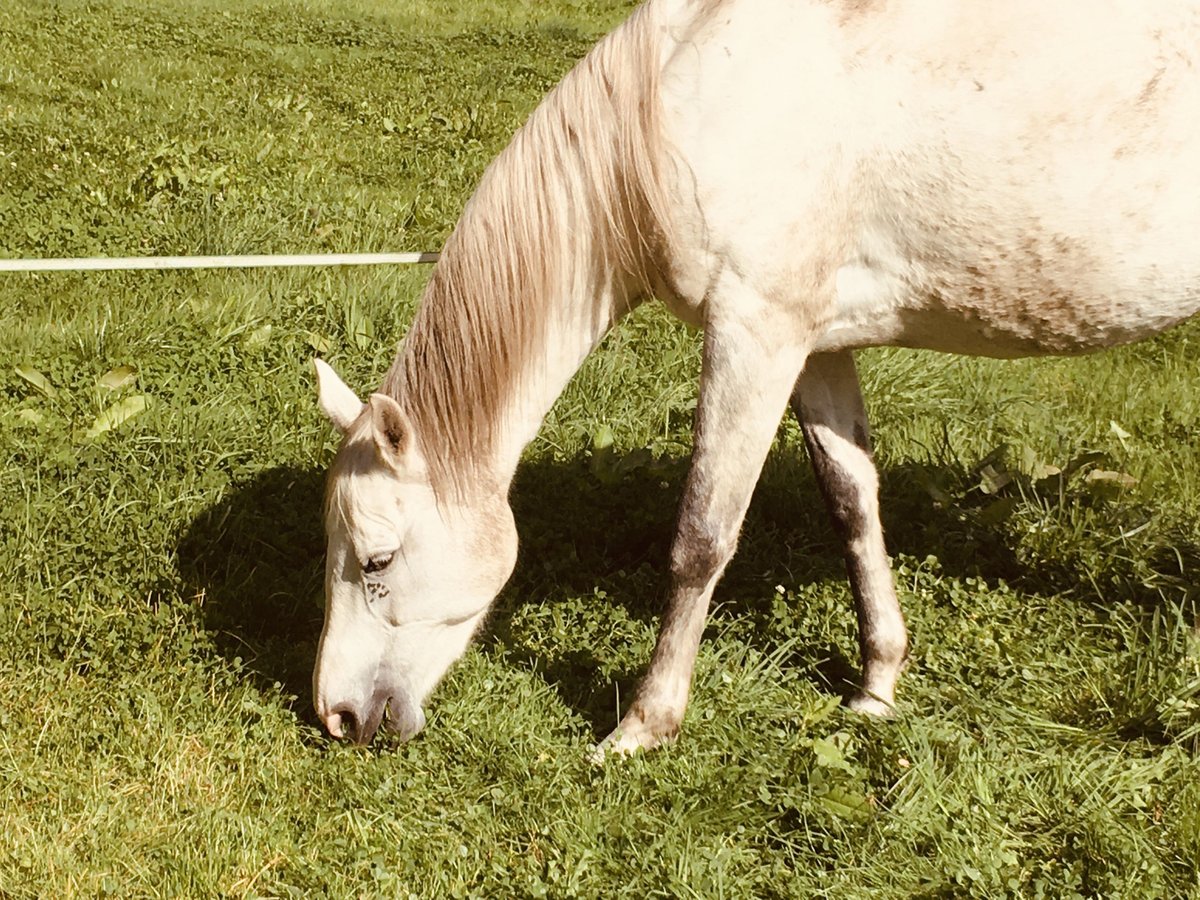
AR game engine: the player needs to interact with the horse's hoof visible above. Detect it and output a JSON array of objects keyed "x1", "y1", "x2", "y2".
[
  {"x1": 587, "y1": 732, "x2": 633, "y2": 765},
  {"x1": 847, "y1": 692, "x2": 896, "y2": 718},
  {"x1": 589, "y1": 714, "x2": 678, "y2": 763}
]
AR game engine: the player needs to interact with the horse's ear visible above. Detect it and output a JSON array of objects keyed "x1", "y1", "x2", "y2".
[
  {"x1": 368, "y1": 393, "x2": 412, "y2": 467},
  {"x1": 314, "y1": 358, "x2": 364, "y2": 434}
]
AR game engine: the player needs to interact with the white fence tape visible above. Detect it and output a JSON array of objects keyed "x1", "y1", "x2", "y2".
[{"x1": 0, "y1": 252, "x2": 440, "y2": 272}]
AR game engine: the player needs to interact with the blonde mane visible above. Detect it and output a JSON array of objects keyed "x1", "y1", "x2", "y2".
[{"x1": 380, "y1": 2, "x2": 681, "y2": 500}]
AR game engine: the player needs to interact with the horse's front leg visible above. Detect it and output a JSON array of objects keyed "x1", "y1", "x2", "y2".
[
  {"x1": 792, "y1": 351, "x2": 907, "y2": 715},
  {"x1": 597, "y1": 273, "x2": 811, "y2": 756}
]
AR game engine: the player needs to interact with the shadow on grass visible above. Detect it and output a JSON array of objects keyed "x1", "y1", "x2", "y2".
[
  {"x1": 176, "y1": 465, "x2": 327, "y2": 722},
  {"x1": 173, "y1": 442, "x2": 1197, "y2": 738},
  {"x1": 489, "y1": 446, "x2": 1030, "y2": 734}
]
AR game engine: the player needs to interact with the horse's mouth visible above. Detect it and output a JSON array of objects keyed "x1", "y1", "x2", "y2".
[
  {"x1": 351, "y1": 687, "x2": 424, "y2": 745},
  {"x1": 353, "y1": 700, "x2": 388, "y2": 746},
  {"x1": 382, "y1": 697, "x2": 426, "y2": 742}
]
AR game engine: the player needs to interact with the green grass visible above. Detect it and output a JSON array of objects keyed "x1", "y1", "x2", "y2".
[{"x1": 3, "y1": 1, "x2": 1200, "y2": 896}]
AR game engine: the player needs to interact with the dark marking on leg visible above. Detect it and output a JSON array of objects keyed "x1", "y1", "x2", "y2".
[
  {"x1": 803, "y1": 428, "x2": 869, "y2": 542},
  {"x1": 802, "y1": 428, "x2": 884, "y2": 663},
  {"x1": 792, "y1": 352, "x2": 908, "y2": 712},
  {"x1": 853, "y1": 421, "x2": 872, "y2": 454}
]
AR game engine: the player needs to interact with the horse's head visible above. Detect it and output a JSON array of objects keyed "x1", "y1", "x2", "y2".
[{"x1": 311, "y1": 359, "x2": 518, "y2": 745}]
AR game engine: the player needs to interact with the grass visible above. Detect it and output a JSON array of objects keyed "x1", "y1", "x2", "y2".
[{"x1": 3, "y1": 0, "x2": 1200, "y2": 896}]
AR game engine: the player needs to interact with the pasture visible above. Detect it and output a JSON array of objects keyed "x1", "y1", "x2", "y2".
[{"x1": 2, "y1": 0, "x2": 1200, "y2": 895}]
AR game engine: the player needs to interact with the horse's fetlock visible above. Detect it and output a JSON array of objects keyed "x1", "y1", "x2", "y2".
[
  {"x1": 627, "y1": 701, "x2": 682, "y2": 739},
  {"x1": 864, "y1": 629, "x2": 908, "y2": 670}
]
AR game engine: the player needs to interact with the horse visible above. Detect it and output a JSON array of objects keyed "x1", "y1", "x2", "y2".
[{"x1": 311, "y1": 0, "x2": 1200, "y2": 754}]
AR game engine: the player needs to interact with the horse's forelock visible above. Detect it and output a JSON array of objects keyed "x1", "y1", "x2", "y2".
[{"x1": 323, "y1": 428, "x2": 392, "y2": 537}]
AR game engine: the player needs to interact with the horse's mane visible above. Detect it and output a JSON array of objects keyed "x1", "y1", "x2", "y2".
[{"x1": 380, "y1": 1, "x2": 683, "y2": 500}]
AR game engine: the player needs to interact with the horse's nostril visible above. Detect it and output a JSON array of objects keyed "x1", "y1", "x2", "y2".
[{"x1": 324, "y1": 707, "x2": 358, "y2": 741}]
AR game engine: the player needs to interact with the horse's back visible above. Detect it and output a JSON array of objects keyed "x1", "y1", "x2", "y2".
[{"x1": 656, "y1": 0, "x2": 1200, "y2": 356}]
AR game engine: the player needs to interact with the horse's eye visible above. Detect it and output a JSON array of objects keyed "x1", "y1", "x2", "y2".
[{"x1": 363, "y1": 553, "x2": 394, "y2": 576}]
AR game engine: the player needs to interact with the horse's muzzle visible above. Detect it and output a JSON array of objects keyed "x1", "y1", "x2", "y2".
[{"x1": 321, "y1": 686, "x2": 425, "y2": 745}]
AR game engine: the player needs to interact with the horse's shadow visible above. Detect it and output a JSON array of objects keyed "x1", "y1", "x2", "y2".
[
  {"x1": 489, "y1": 447, "x2": 1034, "y2": 729},
  {"x1": 175, "y1": 443, "x2": 1056, "y2": 735},
  {"x1": 176, "y1": 465, "x2": 327, "y2": 722}
]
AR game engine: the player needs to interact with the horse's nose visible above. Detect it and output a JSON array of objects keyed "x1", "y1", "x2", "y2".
[
  {"x1": 322, "y1": 706, "x2": 355, "y2": 741},
  {"x1": 320, "y1": 692, "x2": 418, "y2": 744},
  {"x1": 323, "y1": 701, "x2": 387, "y2": 744},
  {"x1": 325, "y1": 704, "x2": 382, "y2": 743}
]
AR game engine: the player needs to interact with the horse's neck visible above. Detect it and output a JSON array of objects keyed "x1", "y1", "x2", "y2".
[
  {"x1": 391, "y1": 0, "x2": 671, "y2": 497},
  {"x1": 390, "y1": 245, "x2": 635, "y2": 499},
  {"x1": 491, "y1": 280, "x2": 630, "y2": 484}
]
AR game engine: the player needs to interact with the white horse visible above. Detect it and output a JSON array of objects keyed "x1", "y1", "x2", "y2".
[{"x1": 313, "y1": 0, "x2": 1200, "y2": 753}]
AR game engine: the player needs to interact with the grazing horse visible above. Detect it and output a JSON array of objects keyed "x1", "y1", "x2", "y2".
[{"x1": 312, "y1": 0, "x2": 1200, "y2": 753}]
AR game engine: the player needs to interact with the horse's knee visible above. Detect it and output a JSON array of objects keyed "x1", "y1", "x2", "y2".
[{"x1": 670, "y1": 515, "x2": 737, "y2": 587}]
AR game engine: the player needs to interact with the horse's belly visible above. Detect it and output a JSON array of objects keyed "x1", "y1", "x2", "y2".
[
  {"x1": 814, "y1": 300, "x2": 1197, "y2": 360},
  {"x1": 813, "y1": 230, "x2": 1200, "y2": 359}
]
